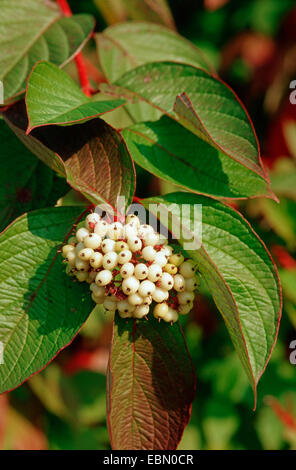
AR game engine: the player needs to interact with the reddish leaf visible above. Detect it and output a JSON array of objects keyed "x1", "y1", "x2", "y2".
[
  {"x1": 3, "y1": 102, "x2": 136, "y2": 212},
  {"x1": 107, "y1": 315, "x2": 196, "y2": 450}
]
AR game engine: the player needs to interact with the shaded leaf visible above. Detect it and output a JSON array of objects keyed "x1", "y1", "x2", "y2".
[
  {"x1": 0, "y1": 0, "x2": 95, "y2": 102},
  {"x1": 3, "y1": 102, "x2": 136, "y2": 211},
  {"x1": 142, "y1": 193, "x2": 281, "y2": 398},
  {"x1": 0, "y1": 206, "x2": 93, "y2": 394},
  {"x1": 122, "y1": 116, "x2": 270, "y2": 199},
  {"x1": 96, "y1": 22, "x2": 212, "y2": 83},
  {"x1": 94, "y1": 0, "x2": 175, "y2": 30},
  {"x1": 103, "y1": 62, "x2": 267, "y2": 179},
  {"x1": 107, "y1": 315, "x2": 195, "y2": 450},
  {"x1": 0, "y1": 119, "x2": 69, "y2": 232},
  {"x1": 26, "y1": 62, "x2": 125, "y2": 131}
]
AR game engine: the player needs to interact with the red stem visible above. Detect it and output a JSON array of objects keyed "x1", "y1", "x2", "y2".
[{"x1": 56, "y1": 0, "x2": 93, "y2": 97}]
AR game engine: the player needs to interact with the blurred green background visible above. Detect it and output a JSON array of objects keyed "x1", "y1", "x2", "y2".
[{"x1": 1, "y1": 0, "x2": 296, "y2": 450}]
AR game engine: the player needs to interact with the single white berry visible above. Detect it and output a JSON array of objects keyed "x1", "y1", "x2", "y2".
[
  {"x1": 142, "y1": 246, "x2": 156, "y2": 262},
  {"x1": 101, "y1": 239, "x2": 116, "y2": 253},
  {"x1": 147, "y1": 263, "x2": 162, "y2": 282},
  {"x1": 103, "y1": 299, "x2": 117, "y2": 312},
  {"x1": 185, "y1": 277, "x2": 199, "y2": 292},
  {"x1": 94, "y1": 220, "x2": 109, "y2": 237},
  {"x1": 177, "y1": 291, "x2": 195, "y2": 305},
  {"x1": 174, "y1": 274, "x2": 186, "y2": 292},
  {"x1": 122, "y1": 276, "x2": 140, "y2": 295},
  {"x1": 120, "y1": 263, "x2": 134, "y2": 279},
  {"x1": 65, "y1": 251, "x2": 76, "y2": 266},
  {"x1": 144, "y1": 232, "x2": 159, "y2": 247},
  {"x1": 169, "y1": 253, "x2": 184, "y2": 267},
  {"x1": 89, "y1": 252, "x2": 103, "y2": 269},
  {"x1": 90, "y1": 283, "x2": 105, "y2": 297},
  {"x1": 103, "y1": 251, "x2": 118, "y2": 270},
  {"x1": 91, "y1": 293, "x2": 104, "y2": 304},
  {"x1": 78, "y1": 247, "x2": 94, "y2": 261},
  {"x1": 153, "y1": 303, "x2": 169, "y2": 319},
  {"x1": 76, "y1": 227, "x2": 89, "y2": 242},
  {"x1": 179, "y1": 260, "x2": 196, "y2": 278},
  {"x1": 123, "y1": 223, "x2": 137, "y2": 239},
  {"x1": 115, "y1": 241, "x2": 129, "y2": 252},
  {"x1": 108, "y1": 222, "x2": 124, "y2": 240},
  {"x1": 75, "y1": 259, "x2": 89, "y2": 272},
  {"x1": 138, "y1": 280, "x2": 156, "y2": 297},
  {"x1": 76, "y1": 271, "x2": 88, "y2": 282},
  {"x1": 161, "y1": 245, "x2": 173, "y2": 258},
  {"x1": 118, "y1": 310, "x2": 133, "y2": 319},
  {"x1": 96, "y1": 270, "x2": 112, "y2": 286},
  {"x1": 138, "y1": 224, "x2": 154, "y2": 238},
  {"x1": 133, "y1": 305, "x2": 149, "y2": 319},
  {"x1": 142, "y1": 296, "x2": 152, "y2": 306},
  {"x1": 164, "y1": 263, "x2": 178, "y2": 275},
  {"x1": 128, "y1": 293, "x2": 144, "y2": 306},
  {"x1": 160, "y1": 272, "x2": 174, "y2": 290},
  {"x1": 62, "y1": 244, "x2": 75, "y2": 258},
  {"x1": 152, "y1": 288, "x2": 169, "y2": 303},
  {"x1": 178, "y1": 303, "x2": 193, "y2": 315},
  {"x1": 126, "y1": 214, "x2": 140, "y2": 227},
  {"x1": 118, "y1": 300, "x2": 135, "y2": 314},
  {"x1": 84, "y1": 233, "x2": 102, "y2": 250},
  {"x1": 163, "y1": 308, "x2": 179, "y2": 323},
  {"x1": 118, "y1": 249, "x2": 132, "y2": 264},
  {"x1": 154, "y1": 252, "x2": 167, "y2": 267},
  {"x1": 85, "y1": 213, "x2": 101, "y2": 229},
  {"x1": 134, "y1": 263, "x2": 148, "y2": 280},
  {"x1": 128, "y1": 236, "x2": 142, "y2": 253}
]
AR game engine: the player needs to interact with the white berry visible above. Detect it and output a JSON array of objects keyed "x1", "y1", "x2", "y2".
[
  {"x1": 147, "y1": 263, "x2": 162, "y2": 282},
  {"x1": 142, "y1": 246, "x2": 156, "y2": 262},
  {"x1": 94, "y1": 220, "x2": 109, "y2": 237},
  {"x1": 134, "y1": 263, "x2": 148, "y2": 280},
  {"x1": 96, "y1": 270, "x2": 112, "y2": 286},
  {"x1": 120, "y1": 263, "x2": 135, "y2": 279},
  {"x1": 153, "y1": 303, "x2": 169, "y2": 319},
  {"x1": 118, "y1": 249, "x2": 132, "y2": 264},
  {"x1": 128, "y1": 293, "x2": 144, "y2": 306},
  {"x1": 78, "y1": 248, "x2": 94, "y2": 261},
  {"x1": 160, "y1": 272, "x2": 174, "y2": 290},
  {"x1": 76, "y1": 227, "x2": 89, "y2": 242},
  {"x1": 177, "y1": 291, "x2": 195, "y2": 305},
  {"x1": 101, "y1": 239, "x2": 116, "y2": 253},
  {"x1": 138, "y1": 280, "x2": 156, "y2": 297},
  {"x1": 84, "y1": 233, "x2": 102, "y2": 250},
  {"x1": 118, "y1": 300, "x2": 135, "y2": 314},
  {"x1": 178, "y1": 303, "x2": 193, "y2": 315},
  {"x1": 179, "y1": 260, "x2": 196, "y2": 278},
  {"x1": 174, "y1": 274, "x2": 186, "y2": 292},
  {"x1": 108, "y1": 222, "x2": 124, "y2": 240},
  {"x1": 89, "y1": 252, "x2": 103, "y2": 269},
  {"x1": 62, "y1": 244, "x2": 75, "y2": 257},
  {"x1": 134, "y1": 305, "x2": 149, "y2": 319},
  {"x1": 128, "y1": 236, "x2": 142, "y2": 253},
  {"x1": 152, "y1": 288, "x2": 169, "y2": 303},
  {"x1": 103, "y1": 251, "x2": 118, "y2": 270},
  {"x1": 122, "y1": 276, "x2": 140, "y2": 295},
  {"x1": 163, "y1": 308, "x2": 179, "y2": 323}
]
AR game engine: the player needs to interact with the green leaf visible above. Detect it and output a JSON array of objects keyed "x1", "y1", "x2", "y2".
[
  {"x1": 107, "y1": 315, "x2": 195, "y2": 450},
  {"x1": 258, "y1": 198, "x2": 296, "y2": 250},
  {"x1": 0, "y1": 0, "x2": 95, "y2": 102},
  {"x1": 96, "y1": 22, "x2": 212, "y2": 83},
  {"x1": 142, "y1": 193, "x2": 281, "y2": 398},
  {"x1": 3, "y1": 102, "x2": 136, "y2": 211},
  {"x1": 103, "y1": 62, "x2": 267, "y2": 179},
  {"x1": 0, "y1": 206, "x2": 93, "y2": 394},
  {"x1": 0, "y1": 120, "x2": 69, "y2": 232},
  {"x1": 26, "y1": 62, "x2": 125, "y2": 132},
  {"x1": 122, "y1": 116, "x2": 270, "y2": 199}
]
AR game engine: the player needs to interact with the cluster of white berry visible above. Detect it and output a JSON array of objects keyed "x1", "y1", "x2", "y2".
[{"x1": 61, "y1": 213, "x2": 199, "y2": 323}]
